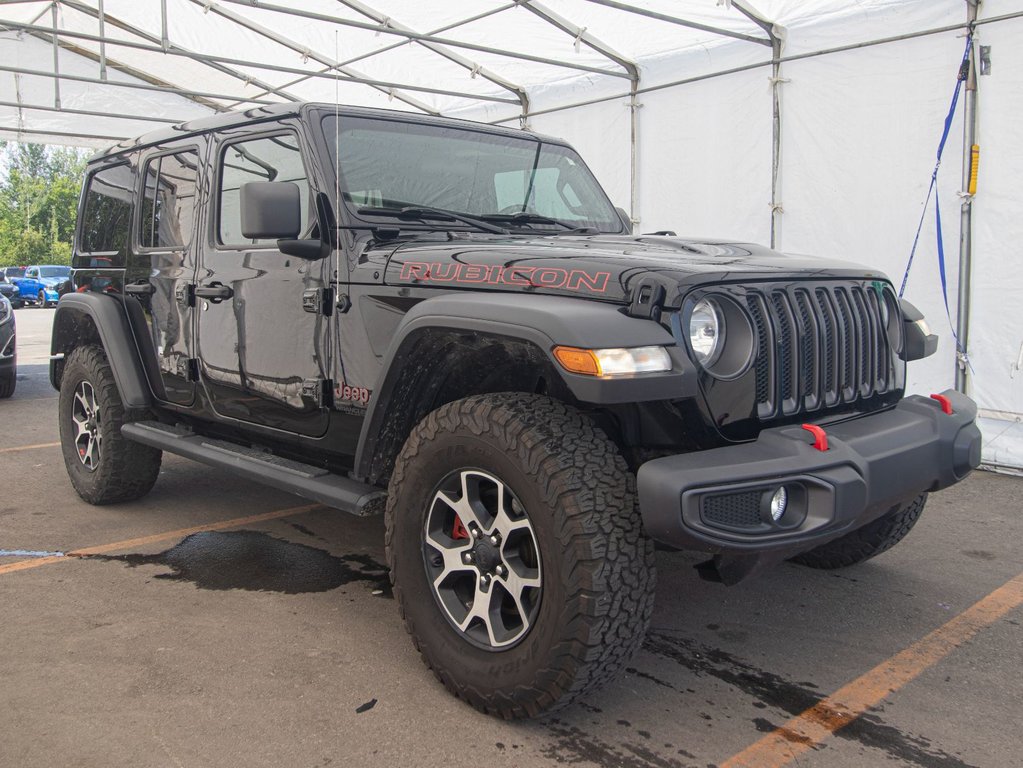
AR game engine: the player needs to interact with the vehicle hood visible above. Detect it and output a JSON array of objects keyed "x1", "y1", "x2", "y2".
[{"x1": 382, "y1": 234, "x2": 889, "y2": 307}]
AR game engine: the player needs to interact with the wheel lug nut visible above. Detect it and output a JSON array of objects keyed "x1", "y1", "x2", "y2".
[
  {"x1": 480, "y1": 574, "x2": 491, "y2": 587},
  {"x1": 489, "y1": 534, "x2": 500, "y2": 546},
  {"x1": 462, "y1": 552, "x2": 474, "y2": 564},
  {"x1": 495, "y1": 564, "x2": 506, "y2": 577}
]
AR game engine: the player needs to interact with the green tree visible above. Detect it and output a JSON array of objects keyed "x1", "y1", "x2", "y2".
[{"x1": 0, "y1": 140, "x2": 88, "y2": 267}]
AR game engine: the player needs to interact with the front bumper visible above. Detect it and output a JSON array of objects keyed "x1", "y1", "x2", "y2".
[
  {"x1": 0, "y1": 319, "x2": 15, "y2": 370},
  {"x1": 637, "y1": 389, "x2": 981, "y2": 583}
]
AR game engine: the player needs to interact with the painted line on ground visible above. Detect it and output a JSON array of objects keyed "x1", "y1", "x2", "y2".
[
  {"x1": 720, "y1": 570, "x2": 1023, "y2": 768},
  {"x1": 0, "y1": 503, "x2": 323, "y2": 576},
  {"x1": 0, "y1": 440, "x2": 61, "y2": 454}
]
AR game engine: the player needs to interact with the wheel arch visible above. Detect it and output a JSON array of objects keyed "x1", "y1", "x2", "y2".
[
  {"x1": 353, "y1": 292, "x2": 687, "y2": 486},
  {"x1": 50, "y1": 293, "x2": 153, "y2": 408}
]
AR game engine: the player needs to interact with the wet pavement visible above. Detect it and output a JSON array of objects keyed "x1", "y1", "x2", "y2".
[{"x1": 1, "y1": 305, "x2": 1021, "y2": 768}]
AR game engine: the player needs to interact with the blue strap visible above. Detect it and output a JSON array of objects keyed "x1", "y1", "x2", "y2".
[{"x1": 898, "y1": 31, "x2": 974, "y2": 372}]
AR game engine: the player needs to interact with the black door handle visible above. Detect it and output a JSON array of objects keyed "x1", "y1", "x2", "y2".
[
  {"x1": 124, "y1": 282, "x2": 156, "y2": 296},
  {"x1": 194, "y1": 282, "x2": 234, "y2": 302}
]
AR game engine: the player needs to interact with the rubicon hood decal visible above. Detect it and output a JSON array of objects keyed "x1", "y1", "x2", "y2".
[{"x1": 399, "y1": 260, "x2": 610, "y2": 294}]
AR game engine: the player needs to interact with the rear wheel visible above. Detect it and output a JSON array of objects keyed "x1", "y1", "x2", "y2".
[
  {"x1": 791, "y1": 494, "x2": 927, "y2": 569},
  {"x1": 386, "y1": 393, "x2": 655, "y2": 718},
  {"x1": 59, "y1": 345, "x2": 162, "y2": 504},
  {"x1": 0, "y1": 366, "x2": 14, "y2": 398}
]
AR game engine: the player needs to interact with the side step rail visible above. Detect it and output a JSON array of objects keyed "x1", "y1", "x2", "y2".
[{"x1": 121, "y1": 421, "x2": 385, "y2": 515}]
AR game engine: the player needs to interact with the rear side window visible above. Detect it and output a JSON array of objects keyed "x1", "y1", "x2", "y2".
[
  {"x1": 140, "y1": 150, "x2": 200, "y2": 249},
  {"x1": 217, "y1": 133, "x2": 310, "y2": 246},
  {"x1": 79, "y1": 163, "x2": 134, "y2": 262}
]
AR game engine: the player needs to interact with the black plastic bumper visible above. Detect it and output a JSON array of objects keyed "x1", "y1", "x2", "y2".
[{"x1": 637, "y1": 390, "x2": 981, "y2": 583}]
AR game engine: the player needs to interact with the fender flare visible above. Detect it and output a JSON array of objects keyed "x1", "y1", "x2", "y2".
[
  {"x1": 51, "y1": 293, "x2": 152, "y2": 409},
  {"x1": 353, "y1": 292, "x2": 692, "y2": 482}
]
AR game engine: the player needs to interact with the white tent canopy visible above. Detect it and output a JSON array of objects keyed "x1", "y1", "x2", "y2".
[{"x1": 1, "y1": 0, "x2": 1021, "y2": 469}]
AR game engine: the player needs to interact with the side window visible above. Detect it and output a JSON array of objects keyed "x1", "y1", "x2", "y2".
[
  {"x1": 140, "y1": 150, "x2": 199, "y2": 249},
  {"x1": 218, "y1": 133, "x2": 310, "y2": 246},
  {"x1": 79, "y1": 163, "x2": 134, "y2": 263}
]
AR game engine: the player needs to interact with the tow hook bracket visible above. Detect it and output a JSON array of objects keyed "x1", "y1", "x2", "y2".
[{"x1": 930, "y1": 393, "x2": 954, "y2": 415}]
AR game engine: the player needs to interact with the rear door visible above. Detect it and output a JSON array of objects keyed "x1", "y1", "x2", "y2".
[
  {"x1": 196, "y1": 124, "x2": 331, "y2": 437},
  {"x1": 124, "y1": 142, "x2": 203, "y2": 405}
]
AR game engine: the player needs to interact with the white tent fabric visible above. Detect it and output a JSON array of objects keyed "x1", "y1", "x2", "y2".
[{"x1": 1, "y1": 0, "x2": 1020, "y2": 469}]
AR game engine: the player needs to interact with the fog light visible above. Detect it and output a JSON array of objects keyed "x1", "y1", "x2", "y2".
[{"x1": 769, "y1": 487, "x2": 788, "y2": 522}]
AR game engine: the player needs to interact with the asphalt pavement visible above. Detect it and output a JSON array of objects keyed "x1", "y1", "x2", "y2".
[{"x1": 1, "y1": 305, "x2": 1020, "y2": 768}]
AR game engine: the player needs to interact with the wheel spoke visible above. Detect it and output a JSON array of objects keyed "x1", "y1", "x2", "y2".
[
  {"x1": 459, "y1": 583, "x2": 499, "y2": 646},
  {"x1": 425, "y1": 530, "x2": 474, "y2": 587}
]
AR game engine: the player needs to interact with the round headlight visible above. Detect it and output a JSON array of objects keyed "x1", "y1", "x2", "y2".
[{"x1": 689, "y1": 298, "x2": 725, "y2": 367}]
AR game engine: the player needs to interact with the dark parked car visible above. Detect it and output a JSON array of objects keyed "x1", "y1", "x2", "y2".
[
  {"x1": 0, "y1": 295, "x2": 15, "y2": 398},
  {"x1": 50, "y1": 103, "x2": 981, "y2": 718}
]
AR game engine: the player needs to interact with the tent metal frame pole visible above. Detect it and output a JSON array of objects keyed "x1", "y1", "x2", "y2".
[
  {"x1": 96, "y1": 0, "x2": 106, "y2": 80},
  {"x1": 0, "y1": 98, "x2": 183, "y2": 124},
  {"x1": 516, "y1": 0, "x2": 641, "y2": 224},
  {"x1": 333, "y1": 0, "x2": 529, "y2": 122},
  {"x1": 581, "y1": 0, "x2": 771, "y2": 46},
  {"x1": 50, "y1": 1, "x2": 60, "y2": 108},
  {"x1": 220, "y1": 2, "x2": 518, "y2": 109},
  {"x1": 956, "y1": 0, "x2": 980, "y2": 393},
  {"x1": 189, "y1": 0, "x2": 440, "y2": 114},
  {"x1": 0, "y1": 20, "x2": 522, "y2": 107},
  {"x1": 208, "y1": 0, "x2": 632, "y2": 79},
  {"x1": 58, "y1": 0, "x2": 302, "y2": 105}
]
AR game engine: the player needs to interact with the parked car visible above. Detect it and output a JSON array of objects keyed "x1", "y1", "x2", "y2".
[
  {"x1": 0, "y1": 295, "x2": 15, "y2": 398},
  {"x1": 51, "y1": 103, "x2": 980, "y2": 718},
  {"x1": 0, "y1": 267, "x2": 26, "y2": 308},
  {"x1": 16, "y1": 265, "x2": 71, "y2": 307}
]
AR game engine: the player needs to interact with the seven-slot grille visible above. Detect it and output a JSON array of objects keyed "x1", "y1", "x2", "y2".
[{"x1": 746, "y1": 284, "x2": 894, "y2": 419}]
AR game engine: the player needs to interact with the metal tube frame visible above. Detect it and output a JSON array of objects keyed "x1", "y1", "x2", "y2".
[{"x1": 956, "y1": 1, "x2": 980, "y2": 392}]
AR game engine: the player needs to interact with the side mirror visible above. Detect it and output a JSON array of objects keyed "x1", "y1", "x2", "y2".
[
  {"x1": 898, "y1": 298, "x2": 939, "y2": 361},
  {"x1": 241, "y1": 182, "x2": 301, "y2": 239}
]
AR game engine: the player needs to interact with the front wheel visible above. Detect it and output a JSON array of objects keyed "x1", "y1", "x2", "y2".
[
  {"x1": 386, "y1": 394, "x2": 655, "y2": 719},
  {"x1": 58, "y1": 345, "x2": 162, "y2": 504},
  {"x1": 791, "y1": 494, "x2": 927, "y2": 569}
]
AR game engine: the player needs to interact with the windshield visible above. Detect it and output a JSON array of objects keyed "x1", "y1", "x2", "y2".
[
  {"x1": 323, "y1": 115, "x2": 623, "y2": 233},
  {"x1": 40, "y1": 266, "x2": 71, "y2": 278}
]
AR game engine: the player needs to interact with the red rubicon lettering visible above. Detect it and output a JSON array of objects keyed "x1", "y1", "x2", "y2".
[{"x1": 398, "y1": 261, "x2": 611, "y2": 294}]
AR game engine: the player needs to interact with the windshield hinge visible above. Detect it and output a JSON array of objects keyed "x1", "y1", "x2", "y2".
[
  {"x1": 302, "y1": 287, "x2": 334, "y2": 316},
  {"x1": 301, "y1": 378, "x2": 333, "y2": 408},
  {"x1": 627, "y1": 278, "x2": 666, "y2": 322}
]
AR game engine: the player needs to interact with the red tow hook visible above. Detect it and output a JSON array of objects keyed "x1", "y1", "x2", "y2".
[
  {"x1": 801, "y1": 424, "x2": 829, "y2": 452},
  {"x1": 930, "y1": 393, "x2": 954, "y2": 415}
]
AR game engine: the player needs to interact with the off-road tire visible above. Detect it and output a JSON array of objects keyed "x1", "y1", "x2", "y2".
[
  {"x1": 0, "y1": 367, "x2": 14, "y2": 398},
  {"x1": 791, "y1": 494, "x2": 927, "y2": 569},
  {"x1": 59, "y1": 345, "x2": 162, "y2": 504},
  {"x1": 385, "y1": 393, "x2": 655, "y2": 719}
]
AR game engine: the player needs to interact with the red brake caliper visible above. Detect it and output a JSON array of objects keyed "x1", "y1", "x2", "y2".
[{"x1": 451, "y1": 516, "x2": 470, "y2": 540}]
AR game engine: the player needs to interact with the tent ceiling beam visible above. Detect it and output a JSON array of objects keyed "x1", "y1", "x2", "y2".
[
  {"x1": 59, "y1": 0, "x2": 302, "y2": 105},
  {"x1": 0, "y1": 98, "x2": 183, "y2": 124},
  {"x1": 209, "y1": 0, "x2": 632, "y2": 79},
  {"x1": 334, "y1": 0, "x2": 529, "y2": 118},
  {"x1": 190, "y1": 0, "x2": 441, "y2": 115},
  {"x1": 219, "y1": 2, "x2": 520, "y2": 110},
  {"x1": 0, "y1": 20, "x2": 523, "y2": 108},
  {"x1": 580, "y1": 0, "x2": 772, "y2": 46}
]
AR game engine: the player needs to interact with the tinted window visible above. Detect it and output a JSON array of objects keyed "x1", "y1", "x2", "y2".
[
  {"x1": 80, "y1": 163, "x2": 133, "y2": 259},
  {"x1": 4, "y1": 268, "x2": 26, "y2": 279},
  {"x1": 140, "y1": 150, "x2": 199, "y2": 249},
  {"x1": 39, "y1": 267, "x2": 71, "y2": 278},
  {"x1": 218, "y1": 134, "x2": 310, "y2": 246}
]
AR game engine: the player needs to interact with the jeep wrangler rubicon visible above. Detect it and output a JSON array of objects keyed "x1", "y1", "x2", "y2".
[{"x1": 51, "y1": 103, "x2": 981, "y2": 718}]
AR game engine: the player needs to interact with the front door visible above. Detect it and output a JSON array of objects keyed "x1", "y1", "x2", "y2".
[{"x1": 196, "y1": 126, "x2": 331, "y2": 437}]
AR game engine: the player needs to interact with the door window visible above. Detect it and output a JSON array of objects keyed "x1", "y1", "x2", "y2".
[
  {"x1": 79, "y1": 163, "x2": 134, "y2": 263},
  {"x1": 217, "y1": 134, "x2": 311, "y2": 247},
  {"x1": 140, "y1": 150, "x2": 200, "y2": 249}
]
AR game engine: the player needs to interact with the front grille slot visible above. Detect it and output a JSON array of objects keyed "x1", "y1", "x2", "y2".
[{"x1": 747, "y1": 282, "x2": 894, "y2": 419}]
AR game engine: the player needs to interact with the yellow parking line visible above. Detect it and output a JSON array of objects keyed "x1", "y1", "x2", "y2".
[
  {"x1": 721, "y1": 571, "x2": 1023, "y2": 768},
  {"x1": 0, "y1": 503, "x2": 324, "y2": 576},
  {"x1": 0, "y1": 441, "x2": 61, "y2": 454}
]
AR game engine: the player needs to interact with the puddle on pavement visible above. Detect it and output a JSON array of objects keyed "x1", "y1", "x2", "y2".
[{"x1": 86, "y1": 530, "x2": 390, "y2": 595}]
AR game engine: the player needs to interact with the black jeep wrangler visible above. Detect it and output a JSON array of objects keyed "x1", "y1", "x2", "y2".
[{"x1": 51, "y1": 103, "x2": 981, "y2": 718}]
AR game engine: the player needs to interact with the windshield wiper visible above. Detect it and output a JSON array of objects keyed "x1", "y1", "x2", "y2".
[
  {"x1": 357, "y1": 205, "x2": 509, "y2": 235},
  {"x1": 480, "y1": 212, "x2": 598, "y2": 234}
]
